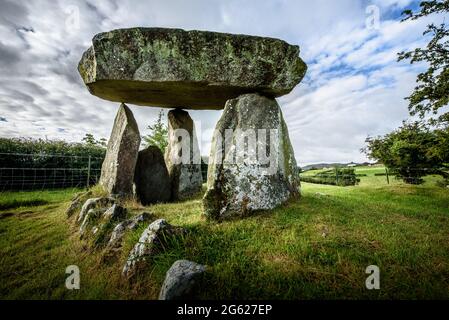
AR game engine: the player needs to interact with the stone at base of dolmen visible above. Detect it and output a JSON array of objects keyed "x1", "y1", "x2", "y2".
[
  {"x1": 165, "y1": 109, "x2": 203, "y2": 201},
  {"x1": 134, "y1": 146, "x2": 171, "y2": 205},
  {"x1": 203, "y1": 93, "x2": 300, "y2": 220},
  {"x1": 99, "y1": 103, "x2": 141, "y2": 196}
]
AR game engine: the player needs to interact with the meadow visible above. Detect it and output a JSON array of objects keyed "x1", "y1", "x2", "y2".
[{"x1": 1, "y1": 166, "x2": 448, "y2": 299}]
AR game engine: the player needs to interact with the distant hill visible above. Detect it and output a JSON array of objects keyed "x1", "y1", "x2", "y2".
[{"x1": 301, "y1": 162, "x2": 374, "y2": 171}]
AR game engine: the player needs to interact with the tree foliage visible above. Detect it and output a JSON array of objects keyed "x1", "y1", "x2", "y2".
[
  {"x1": 0, "y1": 137, "x2": 106, "y2": 169},
  {"x1": 398, "y1": 0, "x2": 449, "y2": 124},
  {"x1": 142, "y1": 110, "x2": 168, "y2": 154},
  {"x1": 82, "y1": 133, "x2": 107, "y2": 147},
  {"x1": 363, "y1": 122, "x2": 449, "y2": 184}
]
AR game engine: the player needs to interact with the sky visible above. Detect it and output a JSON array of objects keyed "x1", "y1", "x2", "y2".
[{"x1": 0, "y1": 0, "x2": 445, "y2": 165}]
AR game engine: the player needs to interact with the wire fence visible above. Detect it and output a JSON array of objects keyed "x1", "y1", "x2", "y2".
[
  {"x1": 0, "y1": 153, "x2": 103, "y2": 192},
  {"x1": 1, "y1": 152, "x2": 447, "y2": 192},
  {"x1": 300, "y1": 166, "x2": 449, "y2": 187}
]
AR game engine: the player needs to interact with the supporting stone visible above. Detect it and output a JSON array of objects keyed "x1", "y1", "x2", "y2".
[
  {"x1": 203, "y1": 93, "x2": 300, "y2": 220},
  {"x1": 134, "y1": 146, "x2": 171, "y2": 205},
  {"x1": 165, "y1": 109, "x2": 203, "y2": 201},
  {"x1": 100, "y1": 103, "x2": 141, "y2": 196}
]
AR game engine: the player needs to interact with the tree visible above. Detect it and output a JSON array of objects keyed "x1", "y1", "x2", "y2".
[
  {"x1": 142, "y1": 110, "x2": 168, "y2": 154},
  {"x1": 398, "y1": 0, "x2": 449, "y2": 125},
  {"x1": 82, "y1": 133, "x2": 107, "y2": 147},
  {"x1": 363, "y1": 122, "x2": 448, "y2": 184}
]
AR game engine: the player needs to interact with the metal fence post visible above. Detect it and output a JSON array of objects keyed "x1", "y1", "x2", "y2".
[{"x1": 86, "y1": 155, "x2": 91, "y2": 188}]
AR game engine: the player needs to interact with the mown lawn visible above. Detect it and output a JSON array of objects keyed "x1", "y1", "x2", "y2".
[{"x1": 0, "y1": 176, "x2": 448, "y2": 299}]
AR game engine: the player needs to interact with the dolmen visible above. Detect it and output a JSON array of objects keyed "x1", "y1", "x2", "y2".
[{"x1": 78, "y1": 27, "x2": 307, "y2": 219}]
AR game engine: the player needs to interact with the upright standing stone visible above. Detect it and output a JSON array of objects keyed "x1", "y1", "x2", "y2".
[
  {"x1": 100, "y1": 103, "x2": 141, "y2": 196},
  {"x1": 203, "y1": 93, "x2": 300, "y2": 220},
  {"x1": 134, "y1": 146, "x2": 171, "y2": 205},
  {"x1": 165, "y1": 109, "x2": 203, "y2": 200}
]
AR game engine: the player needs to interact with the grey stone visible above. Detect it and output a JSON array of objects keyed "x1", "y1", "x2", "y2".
[
  {"x1": 122, "y1": 219, "x2": 186, "y2": 277},
  {"x1": 107, "y1": 212, "x2": 154, "y2": 250},
  {"x1": 66, "y1": 198, "x2": 81, "y2": 218},
  {"x1": 78, "y1": 28, "x2": 307, "y2": 110},
  {"x1": 66, "y1": 191, "x2": 92, "y2": 218},
  {"x1": 134, "y1": 146, "x2": 171, "y2": 205},
  {"x1": 103, "y1": 204, "x2": 127, "y2": 221},
  {"x1": 203, "y1": 93, "x2": 300, "y2": 220},
  {"x1": 165, "y1": 109, "x2": 203, "y2": 201},
  {"x1": 159, "y1": 260, "x2": 206, "y2": 300},
  {"x1": 77, "y1": 197, "x2": 115, "y2": 223},
  {"x1": 99, "y1": 103, "x2": 141, "y2": 196},
  {"x1": 80, "y1": 204, "x2": 126, "y2": 241},
  {"x1": 80, "y1": 208, "x2": 103, "y2": 236}
]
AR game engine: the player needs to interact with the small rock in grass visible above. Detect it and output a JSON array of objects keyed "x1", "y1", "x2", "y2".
[
  {"x1": 103, "y1": 204, "x2": 127, "y2": 221},
  {"x1": 77, "y1": 197, "x2": 115, "y2": 223},
  {"x1": 66, "y1": 191, "x2": 92, "y2": 217},
  {"x1": 80, "y1": 208, "x2": 103, "y2": 237},
  {"x1": 106, "y1": 212, "x2": 154, "y2": 250},
  {"x1": 122, "y1": 219, "x2": 186, "y2": 277},
  {"x1": 159, "y1": 260, "x2": 206, "y2": 300},
  {"x1": 315, "y1": 192, "x2": 329, "y2": 197}
]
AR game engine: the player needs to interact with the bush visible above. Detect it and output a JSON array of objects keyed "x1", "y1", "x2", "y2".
[
  {"x1": 0, "y1": 138, "x2": 106, "y2": 190},
  {"x1": 300, "y1": 168, "x2": 359, "y2": 186}
]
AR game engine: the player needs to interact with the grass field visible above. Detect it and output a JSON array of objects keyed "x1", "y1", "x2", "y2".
[{"x1": 1, "y1": 166, "x2": 448, "y2": 299}]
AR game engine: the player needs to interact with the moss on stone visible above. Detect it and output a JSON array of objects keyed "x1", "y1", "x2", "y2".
[{"x1": 78, "y1": 27, "x2": 307, "y2": 109}]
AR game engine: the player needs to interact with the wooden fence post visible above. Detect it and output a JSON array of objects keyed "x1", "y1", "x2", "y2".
[{"x1": 386, "y1": 167, "x2": 390, "y2": 184}]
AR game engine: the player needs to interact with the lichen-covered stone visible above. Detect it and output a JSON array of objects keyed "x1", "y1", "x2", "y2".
[
  {"x1": 79, "y1": 208, "x2": 103, "y2": 237},
  {"x1": 78, "y1": 27, "x2": 307, "y2": 109},
  {"x1": 134, "y1": 146, "x2": 171, "y2": 205},
  {"x1": 99, "y1": 103, "x2": 141, "y2": 196},
  {"x1": 159, "y1": 260, "x2": 206, "y2": 300},
  {"x1": 66, "y1": 191, "x2": 92, "y2": 218},
  {"x1": 122, "y1": 219, "x2": 186, "y2": 277},
  {"x1": 103, "y1": 204, "x2": 127, "y2": 221},
  {"x1": 106, "y1": 212, "x2": 154, "y2": 250},
  {"x1": 203, "y1": 93, "x2": 300, "y2": 220},
  {"x1": 165, "y1": 109, "x2": 203, "y2": 201},
  {"x1": 77, "y1": 197, "x2": 115, "y2": 223}
]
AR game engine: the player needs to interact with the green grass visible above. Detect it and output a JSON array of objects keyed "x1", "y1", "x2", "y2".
[{"x1": 1, "y1": 179, "x2": 448, "y2": 299}]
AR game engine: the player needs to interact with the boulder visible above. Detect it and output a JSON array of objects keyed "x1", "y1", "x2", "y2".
[
  {"x1": 66, "y1": 191, "x2": 92, "y2": 217},
  {"x1": 107, "y1": 212, "x2": 154, "y2": 250},
  {"x1": 79, "y1": 204, "x2": 127, "y2": 242},
  {"x1": 99, "y1": 104, "x2": 141, "y2": 196},
  {"x1": 78, "y1": 27, "x2": 307, "y2": 109},
  {"x1": 122, "y1": 219, "x2": 186, "y2": 277},
  {"x1": 159, "y1": 260, "x2": 206, "y2": 300},
  {"x1": 165, "y1": 109, "x2": 203, "y2": 200},
  {"x1": 79, "y1": 208, "x2": 103, "y2": 237},
  {"x1": 103, "y1": 204, "x2": 127, "y2": 221},
  {"x1": 203, "y1": 93, "x2": 300, "y2": 220},
  {"x1": 134, "y1": 146, "x2": 171, "y2": 205},
  {"x1": 66, "y1": 198, "x2": 82, "y2": 218},
  {"x1": 77, "y1": 197, "x2": 115, "y2": 223}
]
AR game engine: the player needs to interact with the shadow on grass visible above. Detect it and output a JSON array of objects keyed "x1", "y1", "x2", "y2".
[{"x1": 0, "y1": 199, "x2": 49, "y2": 211}]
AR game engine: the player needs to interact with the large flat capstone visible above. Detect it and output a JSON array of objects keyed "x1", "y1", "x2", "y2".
[{"x1": 78, "y1": 28, "x2": 307, "y2": 110}]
